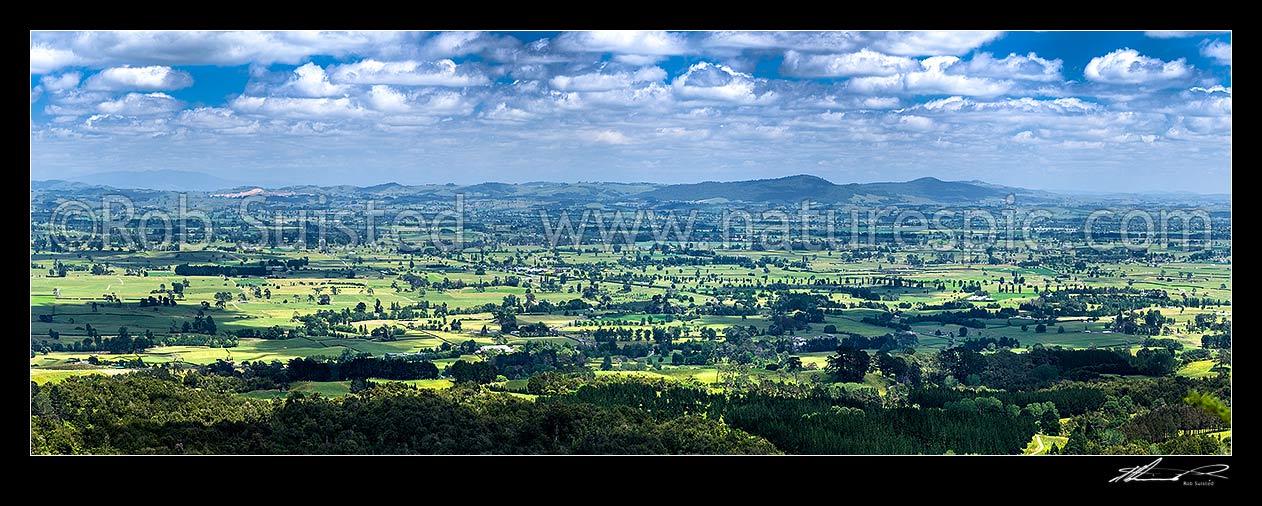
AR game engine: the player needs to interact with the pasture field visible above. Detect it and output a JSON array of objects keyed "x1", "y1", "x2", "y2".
[{"x1": 30, "y1": 241, "x2": 1231, "y2": 407}]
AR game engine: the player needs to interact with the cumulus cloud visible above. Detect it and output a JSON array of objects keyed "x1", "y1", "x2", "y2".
[
  {"x1": 28, "y1": 31, "x2": 1232, "y2": 192},
  {"x1": 554, "y1": 31, "x2": 688, "y2": 55},
  {"x1": 698, "y1": 31, "x2": 1000, "y2": 56},
  {"x1": 1201, "y1": 40, "x2": 1231, "y2": 66},
  {"x1": 583, "y1": 129, "x2": 632, "y2": 145},
  {"x1": 1011, "y1": 130, "x2": 1037, "y2": 143},
  {"x1": 421, "y1": 91, "x2": 477, "y2": 116},
  {"x1": 42, "y1": 89, "x2": 113, "y2": 116},
  {"x1": 922, "y1": 96, "x2": 1098, "y2": 114},
  {"x1": 1085, "y1": 49, "x2": 1190, "y2": 85},
  {"x1": 613, "y1": 54, "x2": 664, "y2": 65},
  {"x1": 84, "y1": 66, "x2": 194, "y2": 91},
  {"x1": 40, "y1": 72, "x2": 82, "y2": 92},
  {"x1": 848, "y1": 56, "x2": 1013, "y2": 97},
  {"x1": 549, "y1": 66, "x2": 666, "y2": 92},
  {"x1": 328, "y1": 59, "x2": 489, "y2": 87},
  {"x1": 872, "y1": 31, "x2": 1003, "y2": 56},
  {"x1": 176, "y1": 107, "x2": 258, "y2": 133},
  {"x1": 780, "y1": 49, "x2": 918, "y2": 77},
  {"x1": 285, "y1": 63, "x2": 345, "y2": 97},
  {"x1": 96, "y1": 92, "x2": 184, "y2": 115},
  {"x1": 958, "y1": 52, "x2": 1062, "y2": 81},
  {"x1": 420, "y1": 31, "x2": 518, "y2": 59},
  {"x1": 1145, "y1": 31, "x2": 1230, "y2": 38},
  {"x1": 699, "y1": 31, "x2": 866, "y2": 52},
  {"x1": 230, "y1": 96, "x2": 368, "y2": 119},
  {"x1": 366, "y1": 85, "x2": 410, "y2": 113},
  {"x1": 671, "y1": 62, "x2": 773, "y2": 104},
  {"x1": 480, "y1": 102, "x2": 535, "y2": 123},
  {"x1": 82, "y1": 114, "x2": 174, "y2": 136},
  {"x1": 29, "y1": 31, "x2": 421, "y2": 73},
  {"x1": 895, "y1": 114, "x2": 935, "y2": 131},
  {"x1": 30, "y1": 43, "x2": 81, "y2": 73},
  {"x1": 1171, "y1": 86, "x2": 1232, "y2": 118}
]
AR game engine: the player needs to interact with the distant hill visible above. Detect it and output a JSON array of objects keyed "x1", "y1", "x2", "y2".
[
  {"x1": 30, "y1": 179, "x2": 94, "y2": 191},
  {"x1": 68, "y1": 170, "x2": 244, "y2": 191},
  {"x1": 32, "y1": 173, "x2": 1223, "y2": 206},
  {"x1": 642, "y1": 174, "x2": 838, "y2": 202},
  {"x1": 642, "y1": 174, "x2": 1009, "y2": 203},
  {"x1": 852, "y1": 176, "x2": 1006, "y2": 202}
]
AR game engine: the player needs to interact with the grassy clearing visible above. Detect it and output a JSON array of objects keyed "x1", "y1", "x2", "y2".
[
  {"x1": 30, "y1": 367, "x2": 134, "y2": 384},
  {"x1": 1024, "y1": 434, "x2": 1069, "y2": 455},
  {"x1": 237, "y1": 381, "x2": 352, "y2": 399},
  {"x1": 1178, "y1": 360, "x2": 1224, "y2": 378}
]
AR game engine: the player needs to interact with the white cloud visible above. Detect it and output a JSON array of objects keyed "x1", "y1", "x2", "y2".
[
  {"x1": 1189, "y1": 85, "x2": 1230, "y2": 95},
  {"x1": 613, "y1": 54, "x2": 663, "y2": 65},
  {"x1": 859, "y1": 96, "x2": 901, "y2": 109},
  {"x1": 698, "y1": 31, "x2": 1001, "y2": 57},
  {"x1": 30, "y1": 43, "x2": 81, "y2": 73},
  {"x1": 367, "y1": 85, "x2": 410, "y2": 113},
  {"x1": 84, "y1": 66, "x2": 194, "y2": 91},
  {"x1": 1085, "y1": 49, "x2": 1190, "y2": 85},
  {"x1": 42, "y1": 89, "x2": 113, "y2": 116},
  {"x1": 1145, "y1": 31, "x2": 1230, "y2": 38},
  {"x1": 176, "y1": 107, "x2": 258, "y2": 133},
  {"x1": 1056, "y1": 140, "x2": 1105, "y2": 149},
  {"x1": 29, "y1": 31, "x2": 421, "y2": 73},
  {"x1": 584, "y1": 129, "x2": 632, "y2": 144},
  {"x1": 922, "y1": 95, "x2": 969, "y2": 111},
  {"x1": 328, "y1": 59, "x2": 489, "y2": 87},
  {"x1": 671, "y1": 62, "x2": 773, "y2": 104},
  {"x1": 419, "y1": 31, "x2": 514, "y2": 59},
  {"x1": 82, "y1": 114, "x2": 173, "y2": 136},
  {"x1": 922, "y1": 96, "x2": 1099, "y2": 114},
  {"x1": 780, "y1": 49, "x2": 918, "y2": 77},
  {"x1": 549, "y1": 66, "x2": 666, "y2": 92},
  {"x1": 700, "y1": 31, "x2": 866, "y2": 52},
  {"x1": 848, "y1": 56, "x2": 1013, "y2": 97},
  {"x1": 872, "y1": 31, "x2": 1003, "y2": 56},
  {"x1": 285, "y1": 63, "x2": 345, "y2": 97},
  {"x1": 806, "y1": 94, "x2": 902, "y2": 110},
  {"x1": 1011, "y1": 130, "x2": 1037, "y2": 143},
  {"x1": 230, "y1": 96, "x2": 368, "y2": 119},
  {"x1": 896, "y1": 115, "x2": 935, "y2": 131},
  {"x1": 555, "y1": 31, "x2": 688, "y2": 55},
  {"x1": 959, "y1": 52, "x2": 1062, "y2": 82},
  {"x1": 480, "y1": 102, "x2": 535, "y2": 123},
  {"x1": 555, "y1": 83, "x2": 673, "y2": 111},
  {"x1": 40, "y1": 72, "x2": 82, "y2": 92},
  {"x1": 96, "y1": 92, "x2": 184, "y2": 115},
  {"x1": 27, "y1": 31, "x2": 1232, "y2": 192},
  {"x1": 1201, "y1": 40, "x2": 1231, "y2": 66},
  {"x1": 1171, "y1": 86, "x2": 1232, "y2": 118},
  {"x1": 413, "y1": 90, "x2": 477, "y2": 116}
]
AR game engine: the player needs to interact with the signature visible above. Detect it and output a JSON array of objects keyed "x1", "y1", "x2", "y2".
[{"x1": 1110, "y1": 458, "x2": 1229, "y2": 483}]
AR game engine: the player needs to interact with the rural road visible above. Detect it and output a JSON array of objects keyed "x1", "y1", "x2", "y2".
[{"x1": 1030, "y1": 434, "x2": 1044, "y2": 455}]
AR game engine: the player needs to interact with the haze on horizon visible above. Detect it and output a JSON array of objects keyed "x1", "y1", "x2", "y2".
[{"x1": 30, "y1": 30, "x2": 1232, "y2": 193}]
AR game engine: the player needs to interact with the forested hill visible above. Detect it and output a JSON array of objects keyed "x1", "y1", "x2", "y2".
[
  {"x1": 640, "y1": 175, "x2": 1012, "y2": 203},
  {"x1": 32, "y1": 174, "x2": 1228, "y2": 206}
]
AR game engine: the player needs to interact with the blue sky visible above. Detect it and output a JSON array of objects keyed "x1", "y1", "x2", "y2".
[{"x1": 30, "y1": 31, "x2": 1231, "y2": 192}]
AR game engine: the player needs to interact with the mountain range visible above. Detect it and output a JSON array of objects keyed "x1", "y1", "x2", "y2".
[
  {"x1": 67, "y1": 170, "x2": 244, "y2": 191},
  {"x1": 32, "y1": 170, "x2": 1229, "y2": 206}
]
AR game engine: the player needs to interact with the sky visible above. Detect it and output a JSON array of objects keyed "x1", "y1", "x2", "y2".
[{"x1": 30, "y1": 31, "x2": 1232, "y2": 193}]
